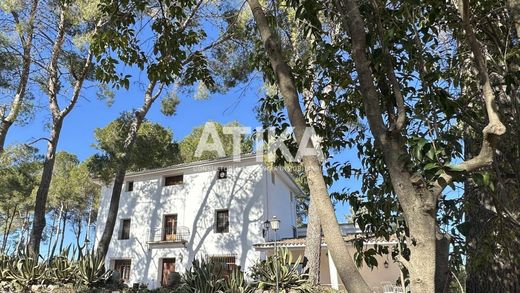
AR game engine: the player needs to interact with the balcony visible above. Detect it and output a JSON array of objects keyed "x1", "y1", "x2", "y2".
[{"x1": 147, "y1": 226, "x2": 190, "y2": 249}]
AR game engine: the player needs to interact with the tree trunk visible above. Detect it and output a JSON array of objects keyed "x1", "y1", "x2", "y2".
[
  {"x1": 96, "y1": 167, "x2": 126, "y2": 258},
  {"x1": 247, "y1": 1, "x2": 372, "y2": 291},
  {"x1": 84, "y1": 204, "x2": 92, "y2": 254},
  {"x1": 0, "y1": 121, "x2": 13, "y2": 154},
  {"x1": 97, "y1": 81, "x2": 159, "y2": 258},
  {"x1": 28, "y1": 118, "x2": 63, "y2": 256},
  {"x1": 75, "y1": 218, "x2": 82, "y2": 258},
  {"x1": 301, "y1": 77, "x2": 322, "y2": 286},
  {"x1": 303, "y1": 198, "x2": 321, "y2": 285},
  {"x1": 46, "y1": 213, "x2": 56, "y2": 257},
  {"x1": 435, "y1": 232, "x2": 451, "y2": 293},
  {"x1": 1, "y1": 208, "x2": 16, "y2": 253},
  {"x1": 0, "y1": 0, "x2": 38, "y2": 154},
  {"x1": 59, "y1": 210, "x2": 67, "y2": 252},
  {"x1": 16, "y1": 211, "x2": 29, "y2": 253},
  {"x1": 464, "y1": 131, "x2": 520, "y2": 292}
]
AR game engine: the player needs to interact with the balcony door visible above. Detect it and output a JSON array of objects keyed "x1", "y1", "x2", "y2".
[
  {"x1": 161, "y1": 258, "x2": 176, "y2": 287},
  {"x1": 163, "y1": 215, "x2": 177, "y2": 241}
]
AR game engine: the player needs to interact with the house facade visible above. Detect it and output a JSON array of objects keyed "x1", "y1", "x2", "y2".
[
  {"x1": 94, "y1": 154, "x2": 301, "y2": 288},
  {"x1": 94, "y1": 154, "x2": 401, "y2": 291}
]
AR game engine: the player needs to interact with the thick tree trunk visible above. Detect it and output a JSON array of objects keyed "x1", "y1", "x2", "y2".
[
  {"x1": 28, "y1": 119, "x2": 62, "y2": 256},
  {"x1": 247, "y1": 1, "x2": 372, "y2": 291},
  {"x1": 435, "y1": 232, "x2": 451, "y2": 293},
  {"x1": 302, "y1": 75, "x2": 322, "y2": 286},
  {"x1": 96, "y1": 168, "x2": 126, "y2": 258},
  {"x1": 0, "y1": 121, "x2": 13, "y2": 154},
  {"x1": 27, "y1": 1, "x2": 93, "y2": 255},
  {"x1": 303, "y1": 198, "x2": 321, "y2": 285},
  {"x1": 464, "y1": 131, "x2": 520, "y2": 292}
]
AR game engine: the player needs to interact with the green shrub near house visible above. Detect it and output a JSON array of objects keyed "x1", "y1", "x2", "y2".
[{"x1": 0, "y1": 248, "x2": 337, "y2": 292}]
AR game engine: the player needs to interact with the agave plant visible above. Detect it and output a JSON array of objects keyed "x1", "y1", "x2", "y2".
[
  {"x1": 250, "y1": 248, "x2": 313, "y2": 292},
  {"x1": 0, "y1": 254, "x2": 13, "y2": 283},
  {"x1": 221, "y1": 269, "x2": 252, "y2": 293},
  {"x1": 74, "y1": 253, "x2": 111, "y2": 288},
  {"x1": 7, "y1": 253, "x2": 48, "y2": 289},
  {"x1": 47, "y1": 248, "x2": 77, "y2": 285},
  {"x1": 178, "y1": 259, "x2": 226, "y2": 293}
]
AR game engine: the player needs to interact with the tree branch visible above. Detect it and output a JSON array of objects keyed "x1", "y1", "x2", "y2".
[
  {"x1": 372, "y1": 0, "x2": 406, "y2": 132},
  {"x1": 434, "y1": 0, "x2": 507, "y2": 193}
]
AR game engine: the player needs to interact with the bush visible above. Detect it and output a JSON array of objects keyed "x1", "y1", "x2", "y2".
[
  {"x1": 250, "y1": 248, "x2": 313, "y2": 293},
  {"x1": 177, "y1": 259, "x2": 226, "y2": 292},
  {"x1": 0, "y1": 249, "x2": 115, "y2": 292}
]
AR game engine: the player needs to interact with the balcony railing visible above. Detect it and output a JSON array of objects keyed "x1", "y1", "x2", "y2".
[{"x1": 147, "y1": 226, "x2": 190, "y2": 247}]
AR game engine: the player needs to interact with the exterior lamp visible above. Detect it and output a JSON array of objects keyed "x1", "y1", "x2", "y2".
[
  {"x1": 269, "y1": 216, "x2": 281, "y2": 293},
  {"x1": 384, "y1": 260, "x2": 389, "y2": 269},
  {"x1": 270, "y1": 216, "x2": 280, "y2": 231},
  {"x1": 263, "y1": 220, "x2": 271, "y2": 231}
]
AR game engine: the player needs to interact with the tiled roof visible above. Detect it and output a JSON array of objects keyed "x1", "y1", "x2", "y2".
[{"x1": 254, "y1": 235, "x2": 397, "y2": 249}]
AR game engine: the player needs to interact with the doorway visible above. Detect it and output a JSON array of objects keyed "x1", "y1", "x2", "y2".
[{"x1": 161, "y1": 258, "x2": 176, "y2": 287}]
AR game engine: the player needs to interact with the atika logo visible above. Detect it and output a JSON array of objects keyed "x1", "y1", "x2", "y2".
[{"x1": 194, "y1": 122, "x2": 325, "y2": 163}]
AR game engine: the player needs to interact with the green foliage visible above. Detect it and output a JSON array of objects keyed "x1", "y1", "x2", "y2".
[
  {"x1": 222, "y1": 269, "x2": 251, "y2": 293},
  {"x1": 177, "y1": 258, "x2": 225, "y2": 292},
  {"x1": 88, "y1": 115, "x2": 181, "y2": 182},
  {"x1": 92, "y1": 0, "x2": 215, "y2": 89},
  {"x1": 47, "y1": 248, "x2": 76, "y2": 285},
  {"x1": 0, "y1": 246, "x2": 116, "y2": 291},
  {"x1": 6, "y1": 249, "x2": 47, "y2": 288},
  {"x1": 75, "y1": 253, "x2": 111, "y2": 288},
  {"x1": 250, "y1": 248, "x2": 313, "y2": 292},
  {"x1": 161, "y1": 92, "x2": 181, "y2": 116}
]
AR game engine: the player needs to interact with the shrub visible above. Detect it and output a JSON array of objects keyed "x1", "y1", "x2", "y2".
[
  {"x1": 250, "y1": 248, "x2": 313, "y2": 293},
  {"x1": 177, "y1": 259, "x2": 226, "y2": 292},
  {"x1": 74, "y1": 253, "x2": 112, "y2": 289},
  {"x1": 222, "y1": 269, "x2": 251, "y2": 293}
]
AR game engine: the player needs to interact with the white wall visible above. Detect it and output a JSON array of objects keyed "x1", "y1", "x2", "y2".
[
  {"x1": 95, "y1": 160, "x2": 297, "y2": 288},
  {"x1": 265, "y1": 169, "x2": 299, "y2": 241}
]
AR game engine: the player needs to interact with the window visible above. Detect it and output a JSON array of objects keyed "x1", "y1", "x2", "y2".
[
  {"x1": 120, "y1": 219, "x2": 131, "y2": 240},
  {"x1": 271, "y1": 171, "x2": 275, "y2": 184},
  {"x1": 163, "y1": 215, "x2": 178, "y2": 241},
  {"x1": 217, "y1": 167, "x2": 227, "y2": 179},
  {"x1": 209, "y1": 255, "x2": 237, "y2": 276},
  {"x1": 164, "y1": 175, "x2": 183, "y2": 186},
  {"x1": 114, "y1": 259, "x2": 131, "y2": 282},
  {"x1": 215, "y1": 210, "x2": 229, "y2": 233},
  {"x1": 126, "y1": 181, "x2": 134, "y2": 192}
]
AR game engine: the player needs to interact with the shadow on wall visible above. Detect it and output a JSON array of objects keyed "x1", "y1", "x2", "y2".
[{"x1": 102, "y1": 165, "x2": 267, "y2": 286}]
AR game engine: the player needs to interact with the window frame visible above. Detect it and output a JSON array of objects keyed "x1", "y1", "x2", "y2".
[
  {"x1": 215, "y1": 209, "x2": 230, "y2": 233},
  {"x1": 164, "y1": 174, "x2": 184, "y2": 186},
  {"x1": 120, "y1": 218, "x2": 131, "y2": 240},
  {"x1": 126, "y1": 181, "x2": 134, "y2": 192},
  {"x1": 114, "y1": 259, "x2": 132, "y2": 283},
  {"x1": 163, "y1": 214, "x2": 178, "y2": 241},
  {"x1": 209, "y1": 255, "x2": 237, "y2": 276}
]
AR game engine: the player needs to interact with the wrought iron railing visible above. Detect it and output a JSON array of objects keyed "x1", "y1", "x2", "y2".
[{"x1": 148, "y1": 226, "x2": 190, "y2": 243}]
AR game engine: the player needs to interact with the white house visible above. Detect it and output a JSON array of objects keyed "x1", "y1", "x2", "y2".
[
  {"x1": 94, "y1": 154, "x2": 301, "y2": 288},
  {"x1": 94, "y1": 154, "x2": 401, "y2": 291}
]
